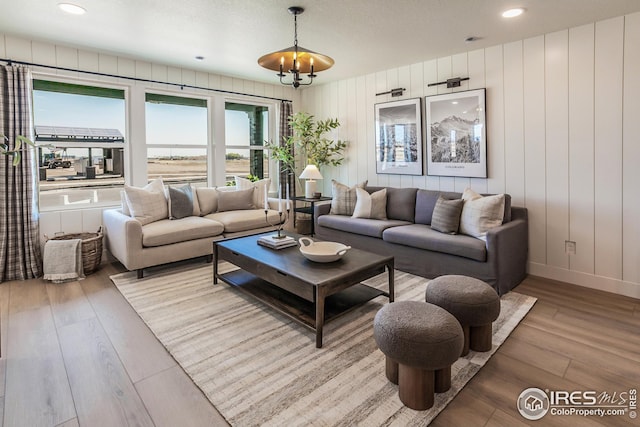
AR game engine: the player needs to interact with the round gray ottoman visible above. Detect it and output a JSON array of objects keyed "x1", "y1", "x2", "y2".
[
  {"x1": 425, "y1": 275, "x2": 500, "y2": 356},
  {"x1": 373, "y1": 301, "x2": 463, "y2": 410}
]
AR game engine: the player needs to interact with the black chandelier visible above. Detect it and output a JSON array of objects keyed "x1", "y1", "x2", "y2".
[{"x1": 258, "y1": 6, "x2": 334, "y2": 88}]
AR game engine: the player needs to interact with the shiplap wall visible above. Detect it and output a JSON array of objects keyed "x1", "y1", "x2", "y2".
[
  {"x1": 0, "y1": 33, "x2": 299, "y2": 248},
  {"x1": 300, "y1": 13, "x2": 640, "y2": 298}
]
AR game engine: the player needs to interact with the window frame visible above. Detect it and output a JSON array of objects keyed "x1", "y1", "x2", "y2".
[
  {"x1": 223, "y1": 97, "x2": 278, "y2": 186},
  {"x1": 32, "y1": 73, "x2": 131, "y2": 212},
  {"x1": 144, "y1": 89, "x2": 211, "y2": 187}
]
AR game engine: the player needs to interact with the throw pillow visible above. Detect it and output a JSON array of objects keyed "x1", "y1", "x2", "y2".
[
  {"x1": 120, "y1": 190, "x2": 131, "y2": 216},
  {"x1": 235, "y1": 176, "x2": 271, "y2": 209},
  {"x1": 352, "y1": 187, "x2": 387, "y2": 220},
  {"x1": 329, "y1": 180, "x2": 368, "y2": 216},
  {"x1": 216, "y1": 187, "x2": 256, "y2": 212},
  {"x1": 167, "y1": 184, "x2": 194, "y2": 220},
  {"x1": 430, "y1": 196, "x2": 464, "y2": 234},
  {"x1": 459, "y1": 188, "x2": 506, "y2": 239},
  {"x1": 196, "y1": 187, "x2": 219, "y2": 215},
  {"x1": 123, "y1": 178, "x2": 168, "y2": 225},
  {"x1": 121, "y1": 177, "x2": 165, "y2": 216}
]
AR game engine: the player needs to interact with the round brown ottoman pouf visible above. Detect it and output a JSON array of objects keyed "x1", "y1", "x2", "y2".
[
  {"x1": 373, "y1": 301, "x2": 464, "y2": 410},
  {"x1": 425, "y1": 275, "x2": 500, "y2": 356}
]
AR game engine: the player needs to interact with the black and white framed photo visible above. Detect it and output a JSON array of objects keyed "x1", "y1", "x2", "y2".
[
  {"x1": 374, "y1": 98, "x2": 423, "y2": 175},
  {"x1": 425, "y1": 88, "x2": 487, "y2": 178}
]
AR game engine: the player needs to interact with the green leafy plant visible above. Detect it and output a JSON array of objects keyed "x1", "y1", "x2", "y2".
[
  {"x1": 1, "y1": 134, "x2": 36, "y2": 166},
  {"x1": 226, "y1": 173, "x2": 260, "y2": 187},
  {"x1": 266, "y1": 111, "x2": 348, "y2": 174}
]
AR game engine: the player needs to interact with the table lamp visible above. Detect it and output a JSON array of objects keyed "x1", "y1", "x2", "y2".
[{"x1": 299, "y1": 164, "x2": 323, "y2": 198}]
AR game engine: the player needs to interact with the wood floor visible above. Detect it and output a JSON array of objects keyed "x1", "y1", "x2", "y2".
[{"x1": 0, "y1": 262, "x2": 638, "y2": 427}]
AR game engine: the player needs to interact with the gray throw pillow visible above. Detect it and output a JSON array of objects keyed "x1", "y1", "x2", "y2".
[
  {"x1": 216, "y1": 187, "x2": 255, "y2": 212},
  {"x1": 168, "y1": 184, "x2": 194, "y2": 219},
  {"x1": 430, "y1": 196, "x2": 464, "y2": 234}
]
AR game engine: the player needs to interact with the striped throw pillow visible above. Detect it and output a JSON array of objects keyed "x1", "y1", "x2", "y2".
[
  {"x1": 430, "y1": 196, "x2": 464, "y2": 234},
  {"x1": 329, "y1": 180, "x2": 368, "y2": 216}
]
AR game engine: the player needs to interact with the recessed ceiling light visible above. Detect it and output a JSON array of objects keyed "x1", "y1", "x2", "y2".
[
  {"x1": 58, "y1": 3, "x2": 86, "y2": 15},
  {"x1": 502, "y1": 8, "x2": 525, "y2": 18}
]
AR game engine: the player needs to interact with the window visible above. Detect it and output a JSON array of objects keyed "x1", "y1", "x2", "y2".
[
  {"x1": 225, "y1": 102, "x2": 270, "y2": 185},
  {"x1": 32, "y1": 80, "x2": 126, "y2": 210},
  {"x1": 145, "y1": 93, "x2": 208, "y2": 187}
]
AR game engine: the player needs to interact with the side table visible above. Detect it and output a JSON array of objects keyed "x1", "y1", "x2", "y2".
[{"x1": 293, "y1": 196, "x2": 332, "y2": 236}]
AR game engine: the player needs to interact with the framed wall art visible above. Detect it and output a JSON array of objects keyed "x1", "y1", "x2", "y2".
[
  {"x1": 374, "y1": 98, "x2": 423, "y2": 175},
  {"x1": 425, "y1": 88, "x2": 487, "y2": 178}
]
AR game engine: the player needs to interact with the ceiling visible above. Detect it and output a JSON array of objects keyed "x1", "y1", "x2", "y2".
[{"x1": 2, "y1": 0, "x2": 640, "y2": 85}]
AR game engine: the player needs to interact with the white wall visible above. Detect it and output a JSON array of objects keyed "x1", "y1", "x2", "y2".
[
  {"x1": 299, "y1": 13, "x2": 640, "y2": 298},
  {"x1": 0, "y1": 33, "x2": 299, "y2": 247}
]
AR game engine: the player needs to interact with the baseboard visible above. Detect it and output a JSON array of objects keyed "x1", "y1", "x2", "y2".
[{"x1": 528, "y1": 262, "x2": 640, "y2": 299}]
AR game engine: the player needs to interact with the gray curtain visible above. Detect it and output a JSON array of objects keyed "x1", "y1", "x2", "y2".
[
  {"x1": 279, "y1": 101, "x2": 294, "y2": 200},
  {"x1": 0, "y1": 65, "x2": 42, "y2": 281}
]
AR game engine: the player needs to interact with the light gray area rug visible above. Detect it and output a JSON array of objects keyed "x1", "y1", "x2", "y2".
[{"x1": 111, "y1": 263, "x2": 536, "y2": 426}]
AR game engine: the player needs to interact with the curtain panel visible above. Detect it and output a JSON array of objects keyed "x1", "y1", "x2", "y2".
[
  {"x1": 0, "y1": 65, "x2": 42, "y2": 281},
  {"x1": 279, "y1": 100, "x2": 294, "y2": 199}
]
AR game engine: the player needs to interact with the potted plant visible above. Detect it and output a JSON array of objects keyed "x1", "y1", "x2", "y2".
[
  {"x1": 266, "y1": 111, "x2": 347, "y2": 233},
  {"x1": 267, "y1": 111, "x2": 348, "y2": 186}
]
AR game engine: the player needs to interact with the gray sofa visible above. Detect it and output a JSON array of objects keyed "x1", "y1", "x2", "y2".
[{"x1": 314, "y1": 187, "x2": 528, "y2": 295}]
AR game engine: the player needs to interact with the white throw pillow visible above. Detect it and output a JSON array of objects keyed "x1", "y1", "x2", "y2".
[
  {"x1": 459, "y1": 188, "x2": 505, "y2": 240},
  {"x1": 235, "y1": 176, "x2": 270, "y2": 209},
  {"x1": 123, "y1": 177, "x2": 168, "y2": 225},
  {"x1": 352, "y1": 187, "x2": 387, "y2": 220},
  {"x1": 330, "y1": 180, "x2": 368, "y2": 216}
]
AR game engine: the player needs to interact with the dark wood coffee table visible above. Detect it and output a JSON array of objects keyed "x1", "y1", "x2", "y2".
[{"x1": 213, "y1": 232, "x2": 394, "y2": 348}]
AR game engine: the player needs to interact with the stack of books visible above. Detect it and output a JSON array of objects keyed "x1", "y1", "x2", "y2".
[{"x1": 257, "y1": 235, "x2": 297, "y2": 250}]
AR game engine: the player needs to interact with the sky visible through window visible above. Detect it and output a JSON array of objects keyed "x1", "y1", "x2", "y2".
[
  {"x1": 33, "y1": 90, "x2": 126, "y2": 158},
  {"x1": 33, "y1": 91, "x2": 251, "y2": 154}
]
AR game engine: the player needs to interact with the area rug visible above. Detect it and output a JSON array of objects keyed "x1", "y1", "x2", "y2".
[{"x1": 110, "y1": 263, "x2": 536, "y2": 426}]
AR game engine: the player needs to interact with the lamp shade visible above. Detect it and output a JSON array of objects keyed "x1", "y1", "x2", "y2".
[
  {"x1": 299, "y1": 164, "x2": 323, "y2": 180},
  {"x1": 258, "y1": 46, "x2": 334, "y2": 74}
]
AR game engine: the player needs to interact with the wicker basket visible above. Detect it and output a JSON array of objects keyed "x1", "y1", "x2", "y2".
[{"x1": 47, "y1": 227, "x2": 104, "y2": 274}]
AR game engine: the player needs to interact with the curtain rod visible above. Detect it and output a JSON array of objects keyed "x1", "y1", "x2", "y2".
[{"x1": 0, "y1": 58, "x2": 292, "y2": 103}]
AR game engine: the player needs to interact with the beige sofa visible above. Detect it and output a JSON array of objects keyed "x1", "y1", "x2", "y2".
[{"x1": 103, "y1": 182, "x2": 282, "y2": 278}]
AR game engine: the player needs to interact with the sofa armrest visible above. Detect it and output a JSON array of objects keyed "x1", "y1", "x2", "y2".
[
  {"x1": 314, "y1": 202, "x2": 332, "y2": 228},
  {"x1": 102, "y1": 208, "x2": 144, "y2": 271},
  {"x1": 267, "y1": 197, "x2": 282, "y2": 211},
  {"x1": 485, "y1": 207, "x2": 528, "y2": 295}
]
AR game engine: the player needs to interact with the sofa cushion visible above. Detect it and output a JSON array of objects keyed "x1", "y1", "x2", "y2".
[
  {"x1": 330, "y1": 180, "x2": 367, "y2": 216},
  {"x1": 366, "y1": 186, "x2": 418, "y2": 222},
  {"x1": 318, "y1": 214, "x2": 411, "y2": 238},
  {"x1": 235, "y1": 176, "x2": 270, "y2": 209},
  {"x1": 141, "y1": 216, "x2": 224, "y2": 247},
  {"x1": 352, "y1": 188, "x2": 387, "y2": 220},
  {"x1": 383, "y1": 224, "x2": 487, "y2": 262},
  {"x1": 124, "y1": 178, "x2": 168, "y2": 225},
  {"x1": 415, "y1": 189, "x2": 461, "y2": 225},
  {"x1": 168, "y1": 184, "x2": 194, "y2": 220},
  {"x1": 206, "y1": 209, "x2": 278, "y2": 233},
  {"x1": 459, "y1": 188, "x2": 505, "y2": 240},
  {"x1": 216, "y1": 187, "x2": 256, "y2": 212},
  {"x1": 431, "y1": 196, "x2": 464, "y2": 234}
]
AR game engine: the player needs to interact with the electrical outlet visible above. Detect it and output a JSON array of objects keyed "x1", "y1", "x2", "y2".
[{"x1": 565, "y1": 240, "x2": 576, "y2": 255}]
